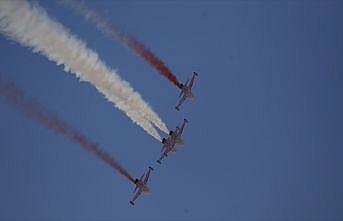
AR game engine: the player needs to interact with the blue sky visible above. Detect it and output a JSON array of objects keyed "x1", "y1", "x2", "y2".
[{"x1": 0, "y1": 1, "x2": 342, "y2": 220}]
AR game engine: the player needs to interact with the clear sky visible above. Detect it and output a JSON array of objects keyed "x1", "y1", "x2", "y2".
[{"x1": 0, "y1": 1, "x2": 342, "y2": 220}]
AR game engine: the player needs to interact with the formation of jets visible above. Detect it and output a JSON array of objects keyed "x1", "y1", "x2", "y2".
[{"x1": 129, "y1": 72, "x2": 198, "y2": 205}]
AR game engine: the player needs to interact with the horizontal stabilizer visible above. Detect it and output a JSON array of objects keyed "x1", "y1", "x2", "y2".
[{"x1": 175, "y1": 137, "x2": 183, "y2": 145}]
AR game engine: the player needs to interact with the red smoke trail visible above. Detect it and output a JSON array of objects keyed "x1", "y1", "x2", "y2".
[
  {"x1": 116, "y1": 31, "x2": 182, "y2": 89},
  {"x1": 62, "y1": 0, "x2": 182, "y2": 89},
  {"x1": 0, "y1": 80, "x2": 135, "y2": 184}
]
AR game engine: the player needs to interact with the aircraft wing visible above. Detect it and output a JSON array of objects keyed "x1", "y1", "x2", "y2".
[
  {"x1": 175, "y1": 96, "x2": 186, "y2": 110},
  {"x1": 189, "y1": 73, "x2": 196, "y2": 89},
  {"x1": 160, "y1": 149, "x2": 167, "y2": 158},
  {"x1": 160, "y1": 147, "x2": 170, "y2": 160},
  {"x1": 161, "y1": 145, "x2": 166, "y2": 153},
  {"x1": 178, "y1": 89, "x2": 184, "y2": 98},
  {"x1": 144, "y1": 168, "x2": 152, "y2": 184},
  {"x1": 139, "y1": 173, "x2": 145, "y2": 182},
  {"x1": 131, "y1": 188, "x2": 143, "y2": 203},
  {"x1": 184, "y1": 79, "x2": 190, "y2": 88},
  {"x1": 133, "y1": 184, "x2": 139, "y2": 193},
  {"x1": 179, "y1": 119, "x2": 187, "y2": 135}
]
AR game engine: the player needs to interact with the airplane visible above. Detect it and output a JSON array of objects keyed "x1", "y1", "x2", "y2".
[
  {"x1": 157, "y1": 136, "x2": 176, "y2": 164},
  {"x1": 157, "y1": 119, "x2": 188, "y2": 164},
  {"x1": 175, "y1": 72, "x2": 198, "y2": 111},
  {"x1": 172, "y1": 118, "x2": 188, "y2": 145},
  {"x1": 129, "y1": 166, "x2": 153, "y2": 205}
]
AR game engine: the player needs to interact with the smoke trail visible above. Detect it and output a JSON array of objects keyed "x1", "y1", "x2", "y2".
[
  {"x1": 0, "y1": 80, "x2": 136, "y2": 184},
  {"x1": 62, "y1": 0, "x2": 182, "y2": 90},
  {"x1": 0, "y1": 0, "x2": 168, "y2": 140}
]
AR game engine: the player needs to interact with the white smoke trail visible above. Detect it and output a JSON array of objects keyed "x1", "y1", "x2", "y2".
[
  {"x1": 0, "y1": 0, "x2": 166, "y2": 140},
  {"x1": 61, "y1": 0, "x2": 169, "y2": 134}
]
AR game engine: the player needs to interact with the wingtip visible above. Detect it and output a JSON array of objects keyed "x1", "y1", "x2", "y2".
[
  {"x1": 184, "y1": 118, "x2": 189, "y2": 123},
  {"x1": 149, "y1": 166, "x2": 154, "y2": 171},
  {"x1": 130, "y1": 201, "x2": 134, "y2": 205},
  {"x1": 193, "y1": 71, "x2": 198, "y2": 76}
]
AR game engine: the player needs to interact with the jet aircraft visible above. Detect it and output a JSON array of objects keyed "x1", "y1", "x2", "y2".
[
  {"x1": 157, "y1": 119, "x2": 188, "y2": 164},
  {"x1": 130, "y1": 166, "x2": 153, "y2": 205},
  {"x1": 176, "y1": 72, "x2": 198, "y2": 111}
]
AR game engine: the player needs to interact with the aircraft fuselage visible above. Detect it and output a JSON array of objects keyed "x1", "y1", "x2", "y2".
[
  {"x1": 136, "y1": 182, "x2": 150, "y2": 193},
  {"x1": 182, "y1": 87, "x2": 194, "y2": 99}
]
